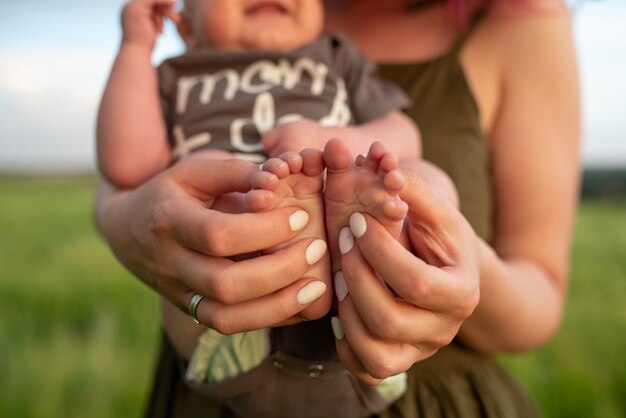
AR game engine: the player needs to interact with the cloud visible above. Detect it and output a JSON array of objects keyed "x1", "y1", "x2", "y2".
[
  {"x1": 574, "y1": 0, "x2": 626, "y2": 166},
  {"x1": 0, "y1": 13, "x2": 183, "y2": 172}
]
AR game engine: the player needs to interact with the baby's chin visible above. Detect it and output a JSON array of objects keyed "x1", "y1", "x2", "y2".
[
  {"x1": 240, "y1": 27, "x2": 321, "y2": 52},
  {"x1": 236, "y1": 22, "x2": 321, "y2": 52},
  {"x1": 192, "y1": 27, "x2": 321, "y2": 52}
]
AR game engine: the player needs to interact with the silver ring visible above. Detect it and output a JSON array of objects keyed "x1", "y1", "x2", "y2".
[{"x1": 188, "y1": 294, "x2": 204, "y2": 325}]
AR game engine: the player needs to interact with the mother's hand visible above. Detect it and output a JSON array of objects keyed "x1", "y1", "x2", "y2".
[
  {"x1": 96, "y1": 158, "x2": 327, "y2": 334},
  {"x1": 332, "y1": 171, "x2": 480, "y2": 384}
]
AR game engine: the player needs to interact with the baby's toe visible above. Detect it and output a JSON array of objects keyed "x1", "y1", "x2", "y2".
[
  {"x1": 378, "y1": 152, "x2": 399, "y2": 175},
  {"x1": 382, "y1": 198, "x2": 409, "y2": 221},
  {"x1": 301, "y1": 148, "x2": 326, "y2": 177},
  {"x1": 383, "y1": 170, "x2": 405, "y2": 195},
  {"x1": 262, "y1": 158, "x2": 291, "y2": 178},
  {"x1": 278, "y1": 152, "x2": 304, "y2": 174},
  {"x1": 364, "y1": 142, "x2": 387, "y2": 171},
  {"x1": 251, "y1": 171, "x2": 279, "y2": 191},
  {"x1": 324, "y1": 138, "x2": 353, "y2": 173},
  {"x1": 246, "y1": 189, "x2": 278, "y2": 211}
]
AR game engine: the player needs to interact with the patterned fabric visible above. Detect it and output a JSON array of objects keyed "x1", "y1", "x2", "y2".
[
  {"x1": 157, "y1": 34, "x2": 410, "y2": 163},
  {"x1": 186, "y1": 329, "x2": 270, "y2": 384}
]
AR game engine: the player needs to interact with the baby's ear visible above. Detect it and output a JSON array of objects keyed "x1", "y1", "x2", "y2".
[{"x1": 176, "y1": 10, "x2": 195, "y2": 49}]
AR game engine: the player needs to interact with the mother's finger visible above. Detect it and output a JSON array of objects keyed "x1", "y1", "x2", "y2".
[
  {"x1": 172, "y1": 158, "x2": 260, "y2": 198},
  {"x1": 333, "y1": 318, "x2": 382, "y2": 386},
  {"x1": 398, "y1": 170, "x2": 479, "y2": 271},
  {"x1": 194, "y1": 278, "x2": 328, "y2": 335},
  {"x1": 177, "y1": 238, "x2": 328, "y2": 305},
  {"x1": 339, "y1": 245, "x2": 458, "y2": 346},
  {"x1": 398, "y1": 169, "x2": 466, "y2": 238},
  {"x1": 166, "y1": 200, "x2": 311, "y2": 257},
  {"x1": 347, "y1": 216, "x2": 474, "y2": 314},
  {"x1": 337, "y1": 295, "x2": 425, "y2": 379}
]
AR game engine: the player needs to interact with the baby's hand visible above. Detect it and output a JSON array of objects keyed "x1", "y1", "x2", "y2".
[
  {"x1": 262, "y1": 119, "x2": 332, "y2": 158},
  {"x1": 121, "y1": 0, "x2": 179, "y2": 53}
]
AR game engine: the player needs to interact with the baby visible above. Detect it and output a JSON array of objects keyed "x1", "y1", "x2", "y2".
[{"x1": 97, "y1": 0, "x2": 447, "y2": 416}]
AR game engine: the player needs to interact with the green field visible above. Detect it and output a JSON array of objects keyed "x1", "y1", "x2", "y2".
[{"x1": 1, "y1": 176, "x2": 624, "y2": 418}]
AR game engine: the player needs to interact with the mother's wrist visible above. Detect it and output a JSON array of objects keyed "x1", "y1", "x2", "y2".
[{"x1": 94, "y1": 180, "x2": 131, "y2": 244}]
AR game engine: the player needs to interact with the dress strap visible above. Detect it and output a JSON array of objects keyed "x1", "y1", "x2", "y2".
[{"x1": 448, "y1": 9, "x2": 487, "y2": 57}]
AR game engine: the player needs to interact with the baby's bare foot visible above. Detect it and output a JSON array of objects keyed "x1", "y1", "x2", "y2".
[
  {"x1": 324, "y1": 139, "x2": 408, "y2": 273},
  {"x1": 246, "y1": 150, "x2": 331, "y2": 320}
]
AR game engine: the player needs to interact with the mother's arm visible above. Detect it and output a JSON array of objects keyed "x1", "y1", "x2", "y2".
[
  {"x1": 95, "y1": 158, "x2": 327, "y2": 334},
  {"x1": 458, "y1": 2, "x2": 580, "y2": 352},
  {"x1": 333, "y1": 4, "x2": 580, "y2": 382}
]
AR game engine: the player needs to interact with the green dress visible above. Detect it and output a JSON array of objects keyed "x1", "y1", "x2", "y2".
[{"x1": 145, "y1": 16, "x2": 539, "y2": 418}]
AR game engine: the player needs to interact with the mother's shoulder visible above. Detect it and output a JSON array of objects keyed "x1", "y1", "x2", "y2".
[
  {"x1": 469, "y1": 0, "x2": 574, "y2": 63},
  {"x1": 461, "y1": 0, "x2": 575, "y2": 135},
  {"x1": 484, "y1": 0, "x2": 571, "y2": 20}
]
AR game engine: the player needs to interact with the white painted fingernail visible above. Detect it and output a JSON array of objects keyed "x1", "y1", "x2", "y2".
[
  {"x1": 289, "y1": 210, "x2": 309, "y2": 232},
  {"x1": 331, "y1": 316, "x2": 344, "y2": 340},
  {"x1": 305, "y1": 239, "x2": 327, "y2": 265},
  {"x1": 339, "y1": 227, "x2": 354, "y2": 255},
  {"x1": 297, "y1": 281, "x2": 327, "y2": 305},
  {"x1": 334, "y1": 271, "x2": 349, "y2": 302},
  {"x1": 349, "y1": 212, "x2": 367, "y2": 238}
]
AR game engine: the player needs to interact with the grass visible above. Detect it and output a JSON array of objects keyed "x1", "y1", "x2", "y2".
[
  {"x1": 0, "y1": 176, "x2": 624, "y2": 418},
  {"x1": 500, "y1": 197, "x2": 626, "y2": 418},
  {"x1": 0, "y1": 177, "x2": 159, "y2": 418}
]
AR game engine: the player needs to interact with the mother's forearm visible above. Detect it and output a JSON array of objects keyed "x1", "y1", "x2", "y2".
[
  {"x1": 94, "y1": 178, "x2": 122, "y2": 237},
  {"x1": 94, "y1": 179, "x2": 136, "y2": 250},
  {"x1": 456, "y1": 239, "x2": 566, "y2": 354},
  {"x1": 93, "y1": 178, "x2": 151, "y2": 285}
]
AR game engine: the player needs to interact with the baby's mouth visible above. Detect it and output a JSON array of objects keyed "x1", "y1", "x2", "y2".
[{"x1": 245, "y1": 1, "x2": 289, "y2": 17}]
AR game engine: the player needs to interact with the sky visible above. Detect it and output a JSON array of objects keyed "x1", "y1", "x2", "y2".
[{"x1": 0, "y1": 0, "x2": 624, "y2": 173}]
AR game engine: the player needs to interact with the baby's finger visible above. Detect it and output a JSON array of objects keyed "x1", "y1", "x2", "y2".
[
  {"x1": 149, "y1": 0, "x2": 177, "y2": 7},
  {"x1": 152, "y1": 0, "x2": 175, "y2": 24},
  {"x1": 153, "y1": 14, "x2": 164, "y2": 33},
  {"x1": 166, "y1": 10, "x2": 181, "y2": 23}
]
